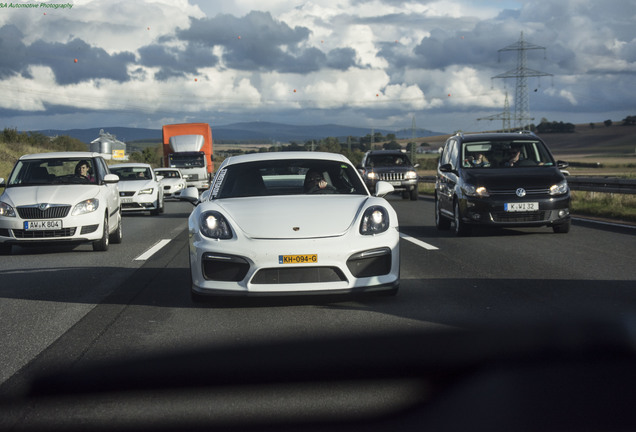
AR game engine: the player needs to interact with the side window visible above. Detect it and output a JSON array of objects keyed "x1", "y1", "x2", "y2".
[
  {"x1": 448, "y1": 140, "x2": 459, "y2": 169},
  {"x1": 440, "y1": 141, "x2": 451, "y2": 166},
  {"x1": 94, "y1": 158, "x2": 107, "y2": 181}
]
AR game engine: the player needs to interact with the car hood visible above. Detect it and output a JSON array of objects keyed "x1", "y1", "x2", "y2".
[
  {"x1": 215, "y1": 195, "x2": 370, "y2": 239},
  {"x1": 117, "y1": 180, "x2": 156, "y2": 192},
  {"x1": 1, "y1": 185, "x2": 101, "y2": 207},
  {"x1": 462, "y1": 167, "x2": 565, "y2": 190},
  {"x1": 159, "y1": 178, "x2": 184, "y2": 186}
]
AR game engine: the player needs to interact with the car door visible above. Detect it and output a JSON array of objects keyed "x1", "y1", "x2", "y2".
[
  {"x1": 98, "y1": 157, "x2": 120, "y2": 230},
  {"x1": 436, "y1": 139, "x2": 459, "y2": 216}
]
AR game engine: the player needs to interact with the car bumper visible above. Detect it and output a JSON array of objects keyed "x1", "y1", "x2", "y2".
[
  {"x1": 188, "y1": 229, "x2": 401, "y2": 296},
  {"x1": 367, "y1": 179, "x2": 418, "y2": 193},
  {"x1": 0, "y1": 213, "x2": 106, "y2": 245},
  {"x1": 460, "y1": 194, "x2": 571, "y2": 227},
  {"x1": 120, "y1": 195, "x2": 159, "y2": 212}
]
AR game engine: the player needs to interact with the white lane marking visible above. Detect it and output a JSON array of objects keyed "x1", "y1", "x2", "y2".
[
  {"x1": 134, "y1": 239, "x2": 172, "y2": 261},
  {"x1": 400, "y1": 233, "x2": 439, "y2": 250}
]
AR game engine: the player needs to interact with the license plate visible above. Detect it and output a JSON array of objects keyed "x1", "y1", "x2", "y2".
[
  {"x1": 504, "y1": 202, "x2": 539, "y2": 212},
  {"x1": 25, "y1": 220, "x2": 62, "y2": 230},
  {"x1": 279, "y1": 254, "x2": 318, "y2": 264},
  {"x1": 389, "y1": 181, "x2": 401, "y2": 186},
  {"x1": 121, "y1": 198, "x2": 133, "y2": 203}
]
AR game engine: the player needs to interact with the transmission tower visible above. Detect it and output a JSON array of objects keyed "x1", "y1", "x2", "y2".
[
  {"x1": 477, "y1": 91, "x2": 512, "y2": 132},
  {"x1": 492, "y1": 32, "x2": 552, "y2": 130},
  {"x1": 410, "y1": 116, "x2": 416, "y2": 161}
]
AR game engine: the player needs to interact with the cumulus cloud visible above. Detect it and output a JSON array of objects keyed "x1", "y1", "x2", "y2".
[{"x1": 0, "y1": 0, "x2": 634, "y2": 132}]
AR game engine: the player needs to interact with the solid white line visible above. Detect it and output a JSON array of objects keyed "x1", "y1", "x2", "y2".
[
  {"x1": 400, "y1": 233, "x2": 439, "y2": 250},
  {"x1": 134, "y1": 239, "x2": 172, "y2": 261},
  {"x1": 572, "y1": 217, "x2": 636, "y2": 230}
]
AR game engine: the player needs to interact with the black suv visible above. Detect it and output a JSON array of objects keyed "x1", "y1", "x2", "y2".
[
  {"x1": 358, "y1": 150, "x2": 419, "y2": 200},
  {"x1": 435, "y1": 132, "x2": 570, "y2": 236}
]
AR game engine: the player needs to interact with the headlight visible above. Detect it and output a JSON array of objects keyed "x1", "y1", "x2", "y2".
[
  {"x1": 138, "y1": 188, "x2": 154, "y2": 195},
  {"x1": 367, "y1": 172, "x2": 378, "y2": 180},
  {"x1": 360, "y1": 206, "x2": 390, "y2": 235},
  {"x1": 462, "y1": 184, "x2": 490, "y2": 198},
  {"x1": 200, "y1": 211, "x2": 233, "y2": 239},
  {"x1": 72, "y1": 199, "x2": 99, "y2": 216},
  {"x1": 549, "y1": 180, "x2": 569, "y2": 196},
  {"x1": 405, "y1": 170, "x2": 418, "y2": 180},
  {"x1": 0, "y1": 201, "x2": 15, "y2": 217}
]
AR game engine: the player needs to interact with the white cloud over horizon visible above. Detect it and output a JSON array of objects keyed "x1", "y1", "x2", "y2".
[{"x1": 0, "y1": 0, "x2": 634, "y2": 134}]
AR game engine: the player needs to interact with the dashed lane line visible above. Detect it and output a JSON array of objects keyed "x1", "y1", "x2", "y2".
[
  {"x1": 134, "y1": 239, "x2": 172, "y2": 261},
  {"x1": 400, "y1": 233, "x2": 439, "y2": 250}
]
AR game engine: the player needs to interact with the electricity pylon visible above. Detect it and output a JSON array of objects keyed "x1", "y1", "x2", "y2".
[
  {"x1": 477, "y1": 91, "x2": 512, "y2": 132},
  {"x1": 492, "y1": 32, "x2": 552, "y2": 130}
]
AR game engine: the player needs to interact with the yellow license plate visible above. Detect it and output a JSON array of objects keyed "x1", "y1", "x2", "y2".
[{"x1": 279, "y1": 254, "x2": 318, "y2": 264}]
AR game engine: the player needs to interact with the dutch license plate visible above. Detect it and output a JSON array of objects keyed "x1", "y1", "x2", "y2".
[
  {"x1": 25, "y1": 220, "x2": 62, "y2": 230},
  {"x1": 279, "y1": 254, "x2": 318, "y2": 264},
  {"x1": 504, "y1": 202, "x2": 539, "y2": 212}
]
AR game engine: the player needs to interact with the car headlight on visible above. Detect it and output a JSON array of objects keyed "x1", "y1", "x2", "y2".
[
  {"x1": 367, "y1": 172, "x2": 378, "y2": 180},
  {"x1": 200, "y1": 211, "x2": 233, "y2": 239},
  {"x1": 360, "y1": 206, "x2": 390, "y2": 235},
  {"x1": 138, "y1": 188, "x2": 154, "y2": 195},
  {"x1": 72, "y1": 199, "x2": 99, "y2": 216},
  {"x1": 549, "y1": 180, "x2": 569, "y2": 196},
  {"x1": 405, "y1": 170, "x2": 418, "y2": 180},
  {"x1": 462, "y1": 184, "x2": 490, "y2": 198},
  {"x1": 0, "y1": 201, "x2": 15, "y2": 217}
]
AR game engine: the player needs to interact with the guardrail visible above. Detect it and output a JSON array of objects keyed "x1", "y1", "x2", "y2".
[{"x1": 418, "y1": 175, "x2": 636, "y2": 195}]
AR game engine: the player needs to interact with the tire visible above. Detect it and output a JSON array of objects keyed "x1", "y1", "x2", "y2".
[
  {"x1": 109, "y1": 211, "x2": 123, "y2": 244},
  {"x1": 453, "y1": 200, "x2": 471, "y2": 237},
  {"x1": 435, "y1": 196, "x2": 451, "y2": 230},
  {"x1": 409, "y1": 187, "x2": 418, "y2": 201},
  {"x1": 93, "y1": 214, "x2": 110, "y2": 251},
  {"x1": 553, "y1": 220, "x2": 571, "y2": 234}
]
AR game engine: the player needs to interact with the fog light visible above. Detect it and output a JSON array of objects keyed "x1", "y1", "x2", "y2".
[
  {"x1": 558, "y1": 209, "x2": 569, "y2": 218},
  {"x1": 471, "y1": 213, "x2": 481, "y2": 220}
]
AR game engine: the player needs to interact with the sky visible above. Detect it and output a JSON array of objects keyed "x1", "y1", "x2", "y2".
[{"x1": 0, "y1": 0, "x2": 634, "y2": 135}]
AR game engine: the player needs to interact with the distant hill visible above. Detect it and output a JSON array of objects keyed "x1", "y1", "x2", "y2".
[{"x1": 33, "y1": 122, "x2": 444, "y2": 145}]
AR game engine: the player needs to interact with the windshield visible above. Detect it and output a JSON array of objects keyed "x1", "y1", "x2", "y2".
[
  {"x1": 461, "y1": 140, "x2": 555, "y2": 168},
  {"x1": 110, "y1": 166, "x2": 152, "y2": 180},
  {"x1": 211, "y1": 159, "x2": 367, "y2": 198},
  {"x1": 169, "y1": 153, "x2": 204, "y2": 168},
  {"x1": 156, "y1": 170, "x2": 180, "y2": 178},
  {"x1": 368, "y1": 154, "x2": 411, "y2": 167},
  {"x1": 7, "y1": 158, "x2": 97, "y2": 185}
]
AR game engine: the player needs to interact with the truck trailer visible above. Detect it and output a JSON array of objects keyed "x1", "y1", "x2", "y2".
[{"x1": 162, "y1": 123, "x2": 213, "y2": 190}]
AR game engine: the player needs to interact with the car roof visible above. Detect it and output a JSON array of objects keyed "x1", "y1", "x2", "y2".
[
  {"x1": 456, "y1": 132, "x2": 543, "y2": 142},
  {"x1": 219, "y1": 151, "x2": 351, "y2": 168},
  {"x1": 19, "y1": 152, "x2": 102, "y2": 160},
  {"x1": 110, "y1": 163, "x2": 152, "y2": 168}
]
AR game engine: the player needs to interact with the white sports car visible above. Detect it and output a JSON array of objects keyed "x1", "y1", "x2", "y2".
[
  {"x1": 181, "y1": 151, "x2": 400, "y2": 300},
  {"x1": 0, "y1": 152, "x2": 122, "y2": 254},
  {"x1": 154, "y1": 167, "x2": 187, "y2": 199},
  {"x1": 110, "y1": 163, "x2": 165, "y2": 215}
]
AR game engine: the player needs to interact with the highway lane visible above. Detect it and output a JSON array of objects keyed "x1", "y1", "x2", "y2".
[{"x1": 1, "y1": 195, "x2": 636, "y2": 403}]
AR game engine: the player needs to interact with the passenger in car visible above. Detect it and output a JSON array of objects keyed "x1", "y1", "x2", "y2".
[
  {"x1": 304, "y1": 169, "x2": 336, "y2": 194},
  {"x1": 75, "y1": 160, "x2": 95, "y2": 182},
  {"x1": 505, "y1": 145, "x2": 524, "y2": 167},
  {"x1": 466, "y1": 153, "x2": 490, "y2": 168}
]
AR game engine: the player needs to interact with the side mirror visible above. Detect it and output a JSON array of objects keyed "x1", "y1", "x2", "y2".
[
  {"x1": 439, "y1": 163, "x2": 454, "y2": 173},
  {"x1": 179, "y1": 186, "x2": 200, "y2": 206},
  {"x1": 414, "y1": 163, "x2": 420, "y2": 168},
  {"x1": 557, "y1": 160, "x2": 569, "y2": 169},
  {"x1": 156, "y1": 175, "x2": 164, "y2": 181},
  {"x1": 0, "y1": 178, "x2": 5, "y2": 188},
  {"x1": 374, "y1": 181, "x2": 395, "y2": 198},
  {"x1": 103, "y1": 174, "x2": 119, "y2": 184}
]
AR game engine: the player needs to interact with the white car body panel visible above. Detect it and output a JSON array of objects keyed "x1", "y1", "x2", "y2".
[{"x1": 110, "y1": 163, "x2": 164, "y2": 214}]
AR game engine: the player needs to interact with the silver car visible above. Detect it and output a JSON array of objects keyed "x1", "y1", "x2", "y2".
[{"x1": 0, "y1": 152, "x2": 122, "y2": 254}]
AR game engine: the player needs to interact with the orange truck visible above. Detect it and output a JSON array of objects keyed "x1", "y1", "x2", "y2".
[{"x1": 162, "y1": 123, "x2": 213, "y2": 190}]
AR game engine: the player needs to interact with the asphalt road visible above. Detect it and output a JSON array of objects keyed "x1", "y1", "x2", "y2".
[{"x1": 1, "y1": 196, "x2": 635, "y2": 429}]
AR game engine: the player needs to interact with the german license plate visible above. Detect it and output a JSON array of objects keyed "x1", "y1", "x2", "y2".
[
  {"x1": 24, "y1": 220, "x2": 62, "y2": 230},
  {"x1": 279, "y1": 254, "x2": 318, "y2": 264},
  {"x1": 121, "y1": 198, "x2": 133, "y2": 203},
  {"x1": 389, "y1": 181, "x2": 401, "y2": 186},
  {"x1": 504, "y1": 202, "x2": 538, "y2": 212}
]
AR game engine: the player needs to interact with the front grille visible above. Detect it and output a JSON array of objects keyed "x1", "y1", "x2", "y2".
[
  {"x1": 17, "y1": 205, "x2": 71, "y2": 219},
  {"x1": 489, "y1": 188, "x2": 549, "y2": 196},
  {"x1": 13, "y1": 228, "x2": 77, "y2": 238},
  {"x1": 378, "y1": 172, "x2": 405, "y2": 181},
  {"x1": 491, "y1": 211, "x2": 548, "y2": 223},
  {"x1": 119, "y1": 191, "x2": 135, "y2": 197},
  {"x1": 252, "y1": 267, "x2": 347, "y2": 284},
  {"x1": 347, "y1": 248, "x2": 392, "y2": 278},
  {"x1": 202, "y1": 253, "x2": 250, "y2": 281},
  {"x1": 80, "y1": 224, "x2": 99, "y2": 234}
]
